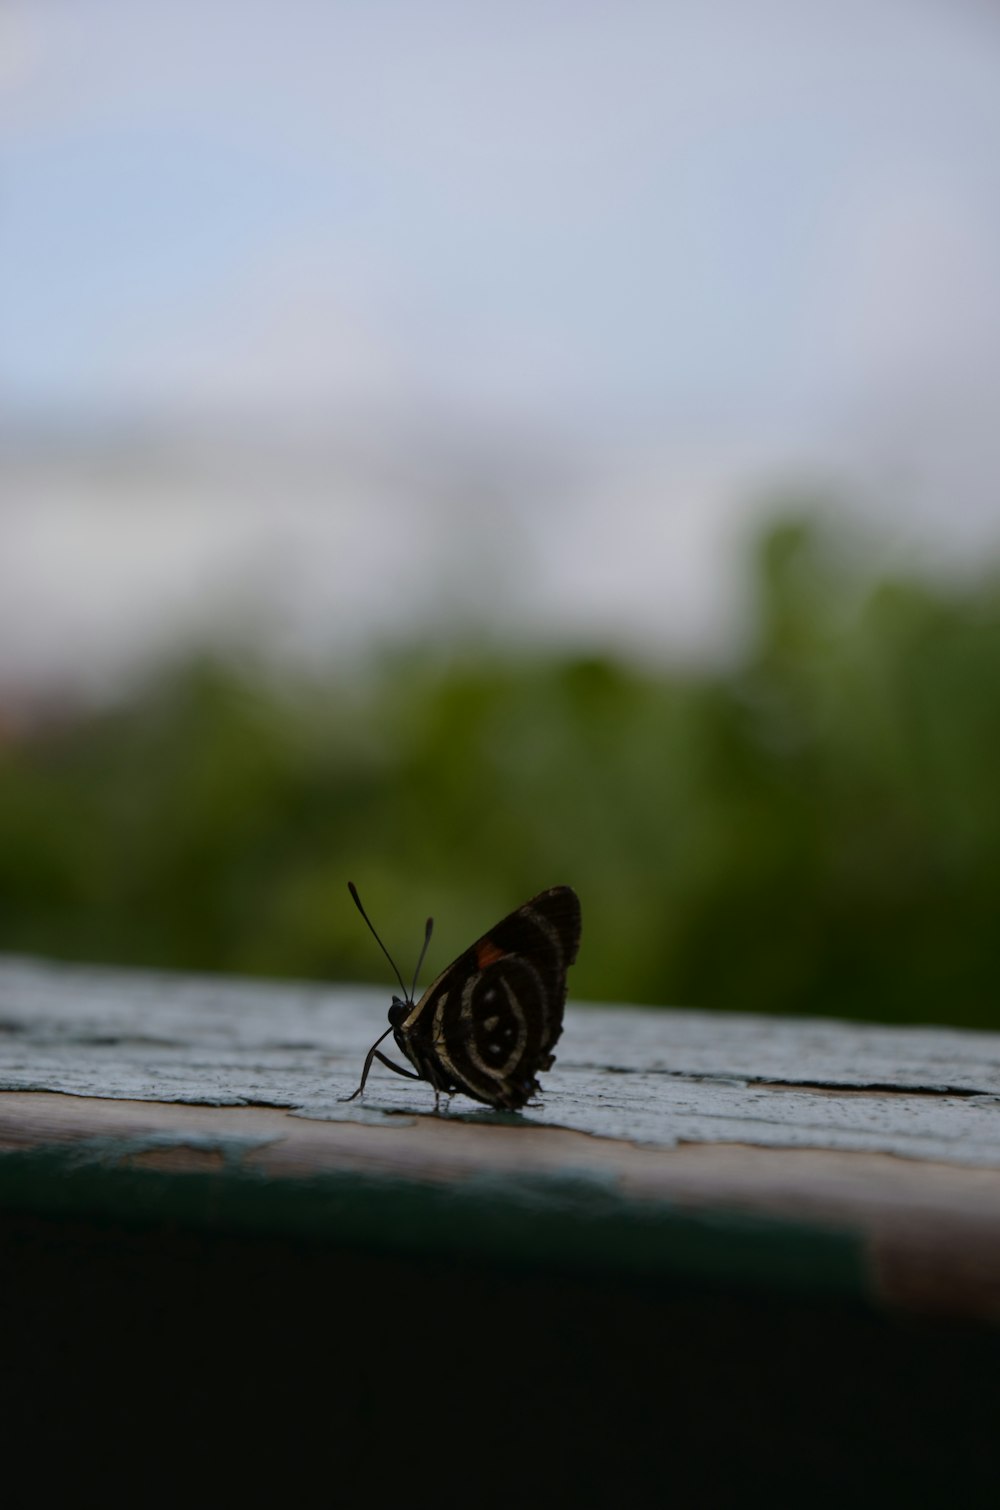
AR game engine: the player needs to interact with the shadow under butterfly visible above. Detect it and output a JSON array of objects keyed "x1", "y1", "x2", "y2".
[{"x1": 343, "y1": 883, "x2": 582, "y2": 1111}]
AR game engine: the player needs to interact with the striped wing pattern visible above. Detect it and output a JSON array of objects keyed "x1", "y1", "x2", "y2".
[{"x1": 396, "y1": 886, "x2": 581, "y2": 1110}]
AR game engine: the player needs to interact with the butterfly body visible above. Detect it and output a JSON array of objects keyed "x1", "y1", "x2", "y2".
[{"x1": 347, "y1": 886, "x2": 581, "y2": 1111}]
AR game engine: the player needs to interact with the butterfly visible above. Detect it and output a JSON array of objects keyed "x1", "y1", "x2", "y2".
[{"x1": 343, "y1": 883, "x2": 581, "y2": 1111}]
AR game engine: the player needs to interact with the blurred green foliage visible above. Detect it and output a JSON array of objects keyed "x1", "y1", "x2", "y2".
[{"x1": 1, "y1": 515, "x2": 999, "y2": 1027}]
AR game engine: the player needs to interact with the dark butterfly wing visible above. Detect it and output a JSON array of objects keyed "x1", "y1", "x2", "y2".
[{"x1": 396, "y1": 886, "x2": 581, "y2": 1110}]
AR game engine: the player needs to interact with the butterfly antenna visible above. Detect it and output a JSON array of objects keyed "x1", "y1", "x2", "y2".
[
  {"x1": 347, "y1": 882, "x2": 410, "y2": 1000},
  {"x1": 409, "y1": 916, "x2": 434, "y2": 1001}
]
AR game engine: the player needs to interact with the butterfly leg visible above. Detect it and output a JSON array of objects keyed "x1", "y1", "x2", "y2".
[
  {"x1": 341, "y1": 1035, "x2": 423, "y2": 1102},
  {"x1": 410, "y1": 1051, "x2": 446, "y2": 1113},
  {"x1": 374, "y1": 1050, "x2": 423, "y2": 1079}
]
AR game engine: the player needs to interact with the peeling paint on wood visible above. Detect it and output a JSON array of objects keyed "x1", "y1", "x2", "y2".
[
  {"x1": 2, "y1": 953, "x2": 1000, "y2": 1165},
  {"x1": 6, "y1": 954, "x2": 1000, "y2": 1322}
]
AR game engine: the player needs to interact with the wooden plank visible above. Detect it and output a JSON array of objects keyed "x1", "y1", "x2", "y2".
[
  {"x1": 3, "y1": 953, "x2": 999, "y2": 1158},
  {"x1": 3, "y1": 953, "x2": 1000, "y2": 1320}
]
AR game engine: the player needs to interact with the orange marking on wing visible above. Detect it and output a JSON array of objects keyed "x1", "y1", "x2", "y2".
[{"x1": 475, "y1": 938, "x2": 506, "y2": 968}]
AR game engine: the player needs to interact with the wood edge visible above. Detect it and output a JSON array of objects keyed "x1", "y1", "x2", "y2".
[{"x1": 2, "y1": 1090, "x2": 1000, "y2": 1320}]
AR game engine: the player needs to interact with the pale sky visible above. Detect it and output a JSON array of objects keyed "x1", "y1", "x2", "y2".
[{"x1": 3, "y1": 1, "x2": 1000, "y2": 691}]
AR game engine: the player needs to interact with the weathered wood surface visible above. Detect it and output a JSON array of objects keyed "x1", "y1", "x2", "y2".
[
  {"x1": 4, "y1": 953, "x2": 1000, "y2": 1320},
  {"x1": 2, "y1": 953, "x2": 999, "y2": 1159}
]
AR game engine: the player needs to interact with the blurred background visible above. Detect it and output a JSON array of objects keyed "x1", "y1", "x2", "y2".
[{"x1": 2, "y1": 1, "x2": 999, "y2": 1026}]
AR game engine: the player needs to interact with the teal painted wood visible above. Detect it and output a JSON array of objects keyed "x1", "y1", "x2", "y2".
[
  {"x1": 0, "y1": 1138, "x2": 866, "y2": 1302},
  {"x1": 2, "y1": 952, "x2": 1000, "y2": 1166}
]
